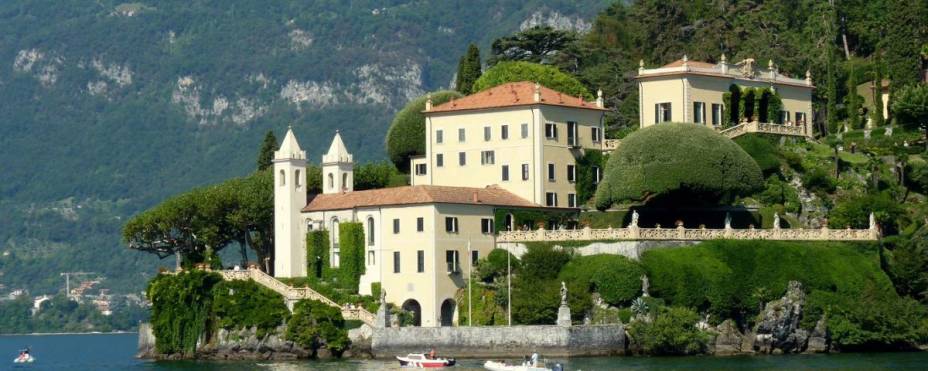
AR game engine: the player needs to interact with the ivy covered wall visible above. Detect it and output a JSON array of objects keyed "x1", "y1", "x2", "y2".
[{"x1": 338, "y1": 222, "x2": 365, "y2": 293}]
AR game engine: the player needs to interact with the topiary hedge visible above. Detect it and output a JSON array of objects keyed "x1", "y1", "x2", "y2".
[
  {"x1": 472, "y1": 61, "x2": 592, "y2": 99},
  {"x1": 559, "y1": 254, "x2": 643, "y2": 306},
  {"x1": 594, "y1": 123, "x2": 764, "y2": 209},
  {"x1": 385, "y1": 91, "x2": 462, "y2": 172},
  {"x1": 338, "y1": 222, "x2": 365, "y2": 292},
  {"x1": 734, "y1": 134, "x2": 782, "y2": 176}
]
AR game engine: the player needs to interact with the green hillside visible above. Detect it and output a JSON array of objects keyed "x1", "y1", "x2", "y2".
[{"x1": 0, "y1": 0, "x2": 607, "y2": 294}]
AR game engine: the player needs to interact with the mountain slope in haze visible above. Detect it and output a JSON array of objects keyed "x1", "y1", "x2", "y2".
[{"x1": 0, "y1": 0, "x2": 608, "y2": 295}]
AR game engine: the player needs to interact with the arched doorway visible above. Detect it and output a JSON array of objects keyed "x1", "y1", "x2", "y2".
[
  {"x1": 401, "y1": 299, "x2": 422, "y2": 327},
  {"x1": 440, "y1": 299, "x2": 456, "y2": 327}
]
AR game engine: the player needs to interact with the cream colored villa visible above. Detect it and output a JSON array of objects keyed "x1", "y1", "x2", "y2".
[
  {"x1": 637, "y1": 55, "x2": 814, "y2": 133},
  {"x1": 272, "y1": 82, "x2": 610, "y2": 327}
]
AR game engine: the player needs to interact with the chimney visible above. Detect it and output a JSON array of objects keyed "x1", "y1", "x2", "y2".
[
  {"x1": 596, "y1": 89, "x2": 604, "y2": 108},
  {"x1": 720, "y1": 54, "x2": 728, "y2": 74},
  {"x1": 425, "y1": 93, "x2": 433, "y2": 111},
  {"x1": 533, "y1": 82, "x2": 541, "y2": 102}
]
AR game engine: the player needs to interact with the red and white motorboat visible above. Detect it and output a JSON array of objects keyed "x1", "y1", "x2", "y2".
[{"x1": 396, "y1": 353, "x2": 456, "y2": 368}]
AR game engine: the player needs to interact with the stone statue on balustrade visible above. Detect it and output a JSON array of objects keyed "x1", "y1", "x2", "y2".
[
  {"x1": 869, "y1": 212, "x2": 877, "y2": 230},
  {"x1": 375, "y1": 288, "x2": 390, "y2": 328},
  {"x1": 560, "y1": 281, "x2": 568, "y2": 306},
  {"x1": 773, "y1": 213, "x2": 780, "y2": 229},
  {"x1": 724, "y1": 212, "x2": 732, "y2": 229},
  {"x1": 630, "y1": 210, "x2": 639, "y2": 228},
  {"x1": 640, "y1": 274, "x2": 650, "y2": 297},
  {"x1": 557, "y1": 281, "x2": 572, "y2": 326}
]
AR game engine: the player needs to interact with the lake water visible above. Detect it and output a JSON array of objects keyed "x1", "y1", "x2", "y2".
[{"x1": 1, "y1": 333, "x2": 927, "y2": 370}]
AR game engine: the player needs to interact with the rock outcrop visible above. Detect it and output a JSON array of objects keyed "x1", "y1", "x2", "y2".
[
  {"x1": 711, "y1": 319, "x2": 744, "y2": 355},
  {"x1": 751, "y1": 281, "x2": 829, "y2": 354},
  {"x1": 137, "y1": 323, "x2": 338, "y2": 360}
]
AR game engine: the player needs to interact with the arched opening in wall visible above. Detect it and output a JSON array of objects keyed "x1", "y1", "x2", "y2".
[
  {"x1": 367, "y1": 217, "x2": 375, "y2": 246},
  {"x1": 401, "y1": 299, "x2": 422, "y2": 327},
  {"x1": 440, "y1": 299, "x2": 456, "y2": 327},
  {"x1": 279, "y1": 170, "x2": 286, "y2": 186},
  {"x1": 504, "y1": 214, "x2": 514, "y2": 231},
  {"x1": 331, "y1": 218, "x2": 340, "y2": 268},
  {"x1": 342, "y1": 173, "x2": 348, "y2": 191},
  {"x1": 327, "y1": 173, "x2": 334, "y2": 190},
  {"x1": 295, "y1": 170, "x2": 302, "y2": 189}
]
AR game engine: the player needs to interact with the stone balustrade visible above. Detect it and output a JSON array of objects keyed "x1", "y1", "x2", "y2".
[
  {"x1": 497, "y1": 224, "x2": 879, "y2": 243},
  {"x1": 602, "y1": 139, "x2": 620, "y2": 152},
  {"x1": 719, "y1": 121, "x2": 809, "y2": 139}
]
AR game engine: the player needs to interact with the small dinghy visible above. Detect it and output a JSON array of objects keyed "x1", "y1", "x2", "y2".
[
  {"x1": 14, "y1": 350, "x2": 34, "y2": 364},
  {"x1": 483, "y1": 360, "x2": 556, "y2": 371},
  {"x1": 396, "y1": 352, "x2": 456, "y2": 368}
]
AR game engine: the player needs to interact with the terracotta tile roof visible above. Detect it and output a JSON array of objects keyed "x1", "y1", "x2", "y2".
[
  {"x1": 661, "y1": 59, "x2": 718, "y2": 69},
  {"x1": 427, "y1": 81, "x2": 606, "y2": 113},
  {"x1": 302, "y1": 185, "x2": 539, "y2": 212}
]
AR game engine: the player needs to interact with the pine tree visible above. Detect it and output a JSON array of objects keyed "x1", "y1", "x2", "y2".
[
  {"x1": 455, "y1": 43, "x2": 482, "y2": 95},
  {"x1": 256, "y1": 130, "x2": 277, "y2": 171}
]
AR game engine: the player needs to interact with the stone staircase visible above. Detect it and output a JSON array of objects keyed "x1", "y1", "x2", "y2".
[
  {"x1": 719, "y1": 121, "x2": 809, "y2": 139},
  {"x1": 218, "y1": 268, "x2": 376, "y2": 326}
]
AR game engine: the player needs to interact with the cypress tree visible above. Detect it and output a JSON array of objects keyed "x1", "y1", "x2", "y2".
[
  {"x1": 257, "y1": 130, "x2": 277, "y2": 171},
  {"x1": 455, "y1": 43, "x2": 482, "y2": 95},
  {"x1": 882, "y1": 0, "x2": 927, "y2": 89}
]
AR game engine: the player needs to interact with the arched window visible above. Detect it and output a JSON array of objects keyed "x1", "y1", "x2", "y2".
[
  {"x1": 342, "y1": 173, "x2": 348, "y2": 190},
  {"x1": 295, "y1": 170, "x2": 302, "y2": 189},
  {"x1": 279, "y1": 169, "x2": 286, "y2": 186},
  {"x1": 327, "y1": 173, "x2": 334, "y2": 189},
  {"x1": 331, "y1": 217, "x2": 340, "y2": 268},
  {"x1": 367, "y1": 217, "x2": 375, "y2": 246}
]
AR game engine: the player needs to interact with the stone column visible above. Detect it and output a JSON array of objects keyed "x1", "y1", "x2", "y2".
[
  {"x1": 557, "y1": 281, "x2": 571, "y2": 327},
  {"x1": 375, "y1": 290, "x2": 390, "y2": 328}
]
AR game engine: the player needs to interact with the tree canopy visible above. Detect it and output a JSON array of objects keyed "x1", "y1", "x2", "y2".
[
  {"x1": 487, "y1": 26, "x2": 577, "y2": 66},
  {"x1": 594, "y1": 123, "x2": 763, "y2": 209},
  {"x1": 385, "y1": 90, "x2": 463, "y2": 172},
  {"x1": 472, "y1": 61, "x2": 591, "y2": 99},
  {"x1": 455, "y1": 43, "x2": 482, "y2": 95},
  {"x1": 892, "y1": 84, "x2": 928, "y2": 151}
]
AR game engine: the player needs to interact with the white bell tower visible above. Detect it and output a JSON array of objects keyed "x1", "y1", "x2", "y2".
[
  {"x1": 322, "y1": 130, "x2": 353, "y2": 194},
  {"x1": 273, "y1": 126, "x2": 307, "y2": 278}
]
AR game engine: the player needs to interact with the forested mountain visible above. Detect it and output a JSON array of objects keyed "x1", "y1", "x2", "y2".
[{"x1": 0, "y1": 0, "x2": 607, "y2": 294}]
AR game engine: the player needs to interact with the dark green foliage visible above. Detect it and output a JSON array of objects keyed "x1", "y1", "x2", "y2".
[
  {"x1": 627, "y1": 306, "x2": 709, "y2": 355},
  {"x1": 801, "y1": 168, "x2": 837, "y2": 194},
  {"x1": 455, "y1": 285, "x2": 508, "y2": 326},
  {"x1": 883, "y1": 0, "x2": 928, "y2": 87},
  {"x1": 475, "y1": 249, "x2": 520, "y2": 283},
  {"x1": 512, "y1": 278, "x2": 589, "y2": 325},
  {"x1": 455, "y1": 44, "x2": 482, "y2": 95},
  {"x1": 594, "y1": 123, "x2": 763, "y2": 209},
  {"x1": 575, "y1": 150, "x2": 607, "y2": 205},
  {"x1": 279, "y1": 278, "x2": 380, "y2": 314},
  {"x1": 828, "y1": 192, "x2": 905, "y2": 235},
  {"x1": 257, "y1": 131, "x2": 278, "y2": 171},
  {"x1": 472, "y1": 61, "x2": 592, "y2": 99},
  {"x1": 337, "y1": 222, "x2": 365, "y2": 292},
  {"x1": 0, "y1": 294, "x2": 146, "y2": 334},
  {"x1": 734, "y1": 134, "x2": 781, "y2": 176},
  {"x1": 385, "y1": 91, "x2": 463, "y2": 172},
  {"x1": 493, "y1": 207, "x2": 578, "y2": 232},
  {"x1": 146, "y1": 270, "x2": 222, "y2": 356},
  {"x1": 892, "y1": 84, "x2": 928, "y2": 151},
  {"x1": 306, "y1": 230, "x2": 330, "y2": 280},
  {"x1": 757, "y1": 176, "x2": 801, "y2": 214},
  {"x1": 211, "y1": 279, "x2": 290, "y2": 338},
  {"x1": 488, "y1": 26, "x2": 577, "y2": 66},
  {"x1": 559, "y1": 255, "x2": 643, "y2": 306},
  {"x1": 519, "y1": 243, "x2": 571, "y2": 280},
  {"x1": 806, "y1": 286, "x2": 928, "y2": 350},
  {"x1": 354, "y1": 161, "x2": 405, "y2": 190},
  {"x1": 905, "y1": 158, "x2": 928, "y2": 194},
  {"x1": 286, "y1": 300, "x2": 350, "y2": 355},
  {"x1": 886, "y1": 226, "x2": 928, "y2": 302}
]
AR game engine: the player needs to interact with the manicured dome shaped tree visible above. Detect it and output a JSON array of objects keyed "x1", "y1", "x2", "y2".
[
  {"x1": 472, "y1": 61, "x2": 592, "y2": 99},
  {"x1": 385, "y1": 90, "x2": 462, "y2": 172},
  {"x1": 594, "y1": 123, "x2": 763, "y2": 210}
]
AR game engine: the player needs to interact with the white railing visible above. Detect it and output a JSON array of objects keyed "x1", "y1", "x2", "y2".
[
  {"x1": 497, "y1": 225, "x2": 879, "y2": 243},
  {"x1": 719, "y1": 121, "x2": 809, "y2": 139}
]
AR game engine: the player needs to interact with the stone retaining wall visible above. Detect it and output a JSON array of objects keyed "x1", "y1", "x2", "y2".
[{"x1": 369, "y1": 325, "x2": 625, "y2": 358}]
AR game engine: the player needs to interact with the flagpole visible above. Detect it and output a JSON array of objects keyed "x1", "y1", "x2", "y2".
[
  {"x1": 467, "y1": 239, "x2": 472, "y2": 327},
  {"x1": 507, "y1": 243, "x2": 511, "y2": 326}
]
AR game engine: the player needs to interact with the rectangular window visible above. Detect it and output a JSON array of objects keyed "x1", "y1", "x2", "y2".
[
  {"x1": 471, "y1": 250, "x2": 479, "y2": 267},
  {"x1": 712, "y1": 104, "x2": 722, "y2": 126},
  {"x1": 445, "y1": 250, "x2": 460, "y2": 273},
  {"x1": 693, "y1": 102, "x2": 706, "y2": 124},
  {"x1": 417, "y1": 250, "x2": 424, "y2": 273},
  {"x1": 501, "y1": 125, "x2": 509, "y2": 140},
  {"x1": 484, "y1": 126, "x2": 491, "y2": 141},
  {"x1": 593, "y1": 166, "x2": 601, "y2": 184},
  {"x1": 547, "y1": 163, "x2": 555, "y2": 182},
  {"x1": 545, "y1": 192, "x2": 558, "y2": 207},
  {"x1": 481, "y1": 218, "x2": 494, "y2": 234},
  {"x1": 414, "y1": 163, "x2": 427, "y2": 175},
  {"x1": 416, "y1": 217, "x2": 424, "y2": 232},
  {"x1": 521, "y1": 123, "x2": 529, "y2": 138},
  {"x1": 480, "y1": 150, "x2": 495, "y2": 165},
  {"x1": 522, "y1": 164, "x2": 530, "y2": 181},
  {"x1": 779, "y1": 110, "x2": 790, "y2": 124},
  {"x1": 367, "y1": 250, "x2": 375, "y2": 265},
  {"x1": 656, "y1": 103, "x2": 672, "y2": 123},
  {"x1": 436, "y1": 153, "x2": 444, "y2": 167},
  {"x1": 567, "y1": 193, "x2": 577, "y2": 208},
  {"x1": 591, "y1": 127, "x2": 601, "y2": 142},
  {"x1": 445, "y1": 217, "x2": 459, "y2": 233},
  {"x1": 567, "y1": 121, "x2": 578, "y2": 146},
  {"x1": 436, "y1": 129, "x2": 443, "y2": 144},
  {"x1": 459, "y1": 152, "x2": 466, "y2": 166},
  {"x1": 393, "y1": 251, "x2": 400, "y2": 273},
  {"x1": 567, "y1": 164, "x2": 576, "y2": 183},
  {"x1": 393, "y1": 218, "x2": 400, "y2": 234},
  {"x1": 501, "y1": 165, "x2": 510, "y2": 181},
  {"x1": 545, "y1": 123, "x2": 558, "y2": 139},
  {"x1": 458, "y1": 128, "x2": 466, "y2": 142},
  {"x1": 795, "y1": 112, "x2": 806, "y2": 124}
]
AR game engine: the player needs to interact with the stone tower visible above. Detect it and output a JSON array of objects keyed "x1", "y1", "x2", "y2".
[
  {"x1": 273, "y1": 127, "x2": 307, "y2": 278},
  {"x1": 322, "y1": 130, "x2": 354, "y2": 194}
]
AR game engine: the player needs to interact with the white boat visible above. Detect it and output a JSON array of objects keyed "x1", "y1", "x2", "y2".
[
  {"x1": 483, "y1": 360, "x2": 556, "y2": 371},
  {"x1": 396, "y1": 353, "x2": 456, "y2": 368},
  {"x1": 13, "y1": 353, "x2": 34, "y2": 364}
]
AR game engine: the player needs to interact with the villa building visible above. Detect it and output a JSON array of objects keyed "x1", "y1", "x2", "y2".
[{"x1": 636, "y1": 55, "x2": 814, "y2": 134}]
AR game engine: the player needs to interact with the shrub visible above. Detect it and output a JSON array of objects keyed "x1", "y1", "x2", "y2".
[
  {"x1": 286, "y1": 300, "x2": 350, "y2": 355},
  {"x1": 146, "y1": 270, "x2": 222, "y2": 356},
  {"x1": 211, "y1": 279, "x2": 290, "y2": 338},
  {"x1": 828, "y1": 192, "x2": 905, "y2": 234},
  {"x1": 757, "y1": 176, "x2": 801, "y2": 213},
  {"x1": 734, "y1": 134, "x2": 781, "y2": 175},
  {"x1": 455, "y1": 285, "x2": 507, "y2": 326},
  {"x1": 559, "y1": 255, "x2": 643, "y2": 306},
  {"x1": 886, "y1": 226, "x2": 928, "y2": 302},
  {"x1": 512, "y1": 278, "x2": 589, "y2": 325},
  {"x1": 627, "y1": 306, "x2": 710, "y2": 355},
  {"x1": 594, "y1": 123, "x2": 763, "y2": 209},
  {"x1": 385, "y1": 91, "x2": 463, "y2": 172},
  {"x1": 476, "y1": 249, "x2": 520, "y2": 283},
  {"x1": 519, "y1": 243, "x2": 572, "y2": 280},
  {"x1": 801, "y1": 167, "x2": 837, "y2": 194},
  {"x1": 806, "y1": 286, "x2": 928, "y2": 350},
  {"x1": 472, "y1": 61, "x2": 592, "y2": 99},
  {"x1": 905, "y1": 158, "x2": 928, "y2": 193},
  {"x1": 892, "y1": 84, "x2": 928, "y2": 151}
]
